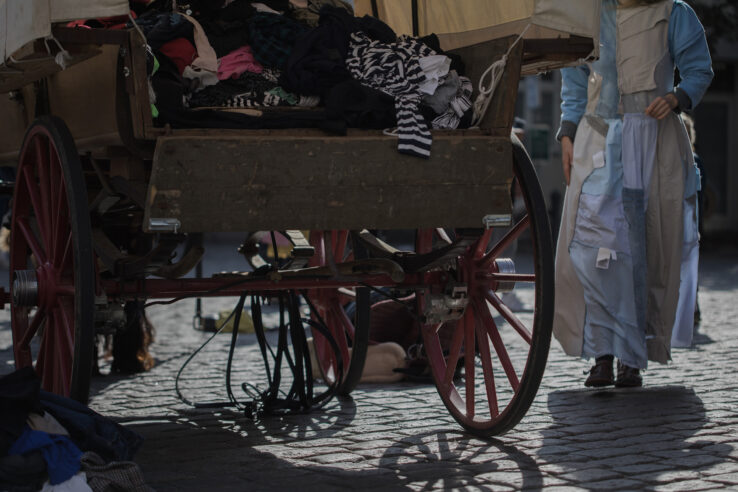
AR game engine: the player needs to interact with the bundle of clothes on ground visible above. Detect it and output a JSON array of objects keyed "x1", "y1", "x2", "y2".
[
  {"x1": 0, "y1": 368, "x2": 151, "y2": 492},
  {"x1": 110, "y1": 0, "x2": 475, "y2": 158}
]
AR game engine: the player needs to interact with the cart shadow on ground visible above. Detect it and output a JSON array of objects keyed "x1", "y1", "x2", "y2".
[
  {"x1": 542, "y1": 385, "x2": 732, "y2": 483},
  {"x1": 122, "y1": 401, "x2": 545, "y2": 491}
]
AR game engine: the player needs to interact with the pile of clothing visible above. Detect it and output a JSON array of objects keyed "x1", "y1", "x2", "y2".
[
  {"x1": 120, "y1": 0, "x2": 475, "y2": 158},
  {"x1": 0, "y1": 368, "x2": 151, "y2": 492}
]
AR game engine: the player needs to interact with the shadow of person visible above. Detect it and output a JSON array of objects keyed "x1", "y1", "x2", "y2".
[{"x1": 542, "y1": 385, "x2": 732, "y2": 484}]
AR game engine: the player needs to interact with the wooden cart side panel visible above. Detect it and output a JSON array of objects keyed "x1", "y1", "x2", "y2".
[
  {"x1": 145, "y1": 135, "x2": 513, "y2": 232},
  {"x1": 46, "y1": 44, "x2": 120, "y2": 147},
  {"x1": 0, "y1": 94, "x2": 28, "y2": 165}
]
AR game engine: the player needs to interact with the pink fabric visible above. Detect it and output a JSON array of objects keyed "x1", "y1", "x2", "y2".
[{"x1": 217, "y1": 45, "x2": 263, "y2": 80}]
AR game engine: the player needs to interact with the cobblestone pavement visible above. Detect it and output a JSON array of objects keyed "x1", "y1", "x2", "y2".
[{"x1": 1, "y1": 241, "x2": 737, "y2": 491}]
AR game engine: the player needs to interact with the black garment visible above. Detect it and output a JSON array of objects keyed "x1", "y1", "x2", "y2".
[
  {"x1": 199, "y1": 19, "x2": 251, "y2": 58},
  {"x1": 200, "y1": 0, "x2": 256, "y2": 58},
  {"x1": 39, "y1": 391, "x2": 144, "y2": 463},
  {"x1": 152, "y1": 52, "x2": 186, "y2": 111},
  {"x1": 133, "y1": 11, "x2": 194, "y2": 51},
  {"x1": 419, "y1": 34, "x2": 466, "y2": 76},
  {"x1": 250, "y1": 0, "x2": 290, "y2": 12},
  {"x1": 221, "y1": 0, "x2": 257, "y2": 21},
  {"x1": 0, "y1": 369, "x2": 49, "y2": 491},
  {"x1": 157, "y1": 106, "x2": 346, "y2": 134},
  {"x1": 0, "y1": 451, "x2": 47, "y2": 492},
  {"x1": 281, "y1": 6, "x2": 396, "y2": 98},
  {"x1": 325, "y1": 79, "x2": 396, "y2": 129},
  {"x1": 249, "y1": 12, "x2": 309, "y2": 69},
  {"x1": 0, "y1": 367, "x2": 42, "y2": 455}
]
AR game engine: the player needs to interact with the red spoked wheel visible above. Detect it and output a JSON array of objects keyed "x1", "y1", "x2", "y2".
[
  {"x1": 305, "y1": 230, "x2": 369, "y2": 395},
  {"x1": 10, "y1": 116, "x2": 95, "y2": 403},
  {"x1": 420, "y1": 135, "x2": 553, "y2": 436}
]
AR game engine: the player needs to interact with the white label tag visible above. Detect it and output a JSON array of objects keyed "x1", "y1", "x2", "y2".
[
  {"x1": 596, "y1": 247, "x2": 615, "y2": 269},
  {"x1": 593, "y1": 151, "x2": 606, "y2": 169}
]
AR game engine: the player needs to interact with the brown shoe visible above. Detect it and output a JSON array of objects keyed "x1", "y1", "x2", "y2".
[
  {"x1": 584, "y1": 358, "x2": 614, "y2": 387},
  {"x1": 615, "y1": 361, "x2": 643, "y2": 387}
]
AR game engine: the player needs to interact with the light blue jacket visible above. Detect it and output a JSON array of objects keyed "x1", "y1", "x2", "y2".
[{"x1": 559, "y1": 0, "x2": 713, "y2": 138}]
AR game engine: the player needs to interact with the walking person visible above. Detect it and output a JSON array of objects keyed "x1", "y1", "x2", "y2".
[{"x1": 553, "y1": 0, "x2": 713, "y2": 387}]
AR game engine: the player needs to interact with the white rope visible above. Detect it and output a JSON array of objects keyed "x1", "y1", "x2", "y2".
[
  {"x1": 470, "y1": 24, "x2": 531, "y2": 128},
  {"x1": 128, "y1": 12, "x2": 148, "y2": 47},
  {"x1": 44, "y1": 35, "x2": 72, "y2": 70}
]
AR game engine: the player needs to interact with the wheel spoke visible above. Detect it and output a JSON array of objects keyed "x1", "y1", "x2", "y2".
[
  {"x1": 19, "y1": 308, "x2": 46, "y2": 348},
  {"x1": 478, "y1": 215, "x2": 530, "y2": 268},
  {"x1": 442, "y1": 318, "x2": 465, "y2": 389},
  {"x1": 57, "y1": 304, "x2": 75, "y2": 359},
  {"x1": 22, "y1": 166, "x2": 51, "y2": 251},
  {"x1": 16, "y1": 217, "x2": 47, "y2": 264},
  {"x1": 476, "y1": 298, "x2": 520, "y2": 390},
  {"x1": 36, "y1": 317, "x2": 52, "y2": 386},
  {"x1": 463, "y1": 308, "x2": 476, "y2": 419},
  {"x1": 51, "y1": 166, "x2": 67, "y2": 266},
  {"x1": 474, "y1": 305, "x2": 499, "y2": 418},
  {"x1": 333, "y1": 231, "x2": 348, "y2": 263},
  {"x1": 485, "y1": 291, "x2": 532, "y2": 344},
  {"x1": 58, "y1": 232, "x2": 73, "y2": 271},
  {"x1": 309, "y1": 231, "x2": 325, "y2": 267},
  {"x1": 55, "y1": 307, "x2": 73, "y2": 394},
  {"x1": 472, "y1": 229, "x2": 493, "y2": 260},
  {"x1": 416, "y1": 229, "x2": 434, "y2": 254},
  {"x1": 329, "y1": 305, "x2": 351, "y2": 375},
  {"x1": 34, "y1": 138, "x2": 54, "y2": 249}
]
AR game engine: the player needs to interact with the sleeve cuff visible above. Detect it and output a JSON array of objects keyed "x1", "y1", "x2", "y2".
[
  {"x1": 556, "y1": 120, "x2": 578, "y2": 142},
  {"x1": 674, "y1": 88, "x2": 692, "y2": 112}
]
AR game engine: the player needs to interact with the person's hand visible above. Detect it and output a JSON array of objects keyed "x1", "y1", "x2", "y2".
[
  {"x1": 561, "y1": 136, "x2": 573, "y2": 186},
  {"x1": 645, "y1": 93, "x2": 678, "y2": 120}
]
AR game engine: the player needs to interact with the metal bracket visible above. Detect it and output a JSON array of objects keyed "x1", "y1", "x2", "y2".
[
  {"x1": 482, "y1": 214, "x2": 512, "y2": 229},
  {"x1": 148, "y1": 218, "x2": 181, "y2": 234}
]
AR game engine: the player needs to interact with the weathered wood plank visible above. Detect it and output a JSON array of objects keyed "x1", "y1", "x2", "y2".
[{"x1": 145, "y1": 135, "x2": 513, "y2": 232}]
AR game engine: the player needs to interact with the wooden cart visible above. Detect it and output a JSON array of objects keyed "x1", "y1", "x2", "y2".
[{"x1": 0, "y1": 0, "x2": 598, "y2": 436}]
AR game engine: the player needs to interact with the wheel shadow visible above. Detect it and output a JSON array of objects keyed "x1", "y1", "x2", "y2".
[
  {"x1": 542, "y1": 385, "x2": 732, "y2": 484},
  {"x1": 123, "y1": 409, "x2": 542, "y2": 491}
]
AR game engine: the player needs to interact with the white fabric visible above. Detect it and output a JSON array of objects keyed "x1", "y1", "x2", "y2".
[
  {"x1": 418, "y1": 55, "x2": 451, "y2": 95},
  {"x1": 27, "y1": 412, "x2": 69, "y2": 436},
  {"x1": 622, "y1": 113, "x2": 658, "y2": 208},
  {"x1": 41, "y1": 473, "x2": 93, "y2": 492},
  {"x1": 2, "y1": 0, "x2": 128, "y2": 62},
  {"x1": 354, "y1": 0, "x2": 600, "y2": 59}
]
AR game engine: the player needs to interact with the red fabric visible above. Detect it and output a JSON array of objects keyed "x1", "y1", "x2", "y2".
[
  {"x1": 159, "y1": 38, "x2": 197, "y2": 75},
  {"x1": 66, "y1": 12, "x2": 135, "y2": 30}
]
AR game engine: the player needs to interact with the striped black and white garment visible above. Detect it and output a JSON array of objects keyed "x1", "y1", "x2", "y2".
[{"x1": 347, "y1": 32, "x2": 436, "y2": 158}]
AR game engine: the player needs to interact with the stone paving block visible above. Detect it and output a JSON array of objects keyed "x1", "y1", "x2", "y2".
[
  {"x1": 609, "y1": 462, "x2": 674, "y2": 475},
  {"x1": 580, "y1": 478, "x2": 647, "y2": 490},
  {"x1": 558, "y1": 467, "x2": 623, "y2": 483},
  {"x1": 652, "y1": 478, "x2": 723, "y2": 491}
]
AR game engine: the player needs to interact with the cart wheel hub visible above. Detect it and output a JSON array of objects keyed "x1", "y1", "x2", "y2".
[
  {"x1": 493, "y1": 258, "x2": 516, "y2": 294},
  {"x1": 12, "y1": 264, "x2": 62, "y2": 309},
  {"x1": 12, "y1": 269, "x2": 38, "y2": 307}
]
